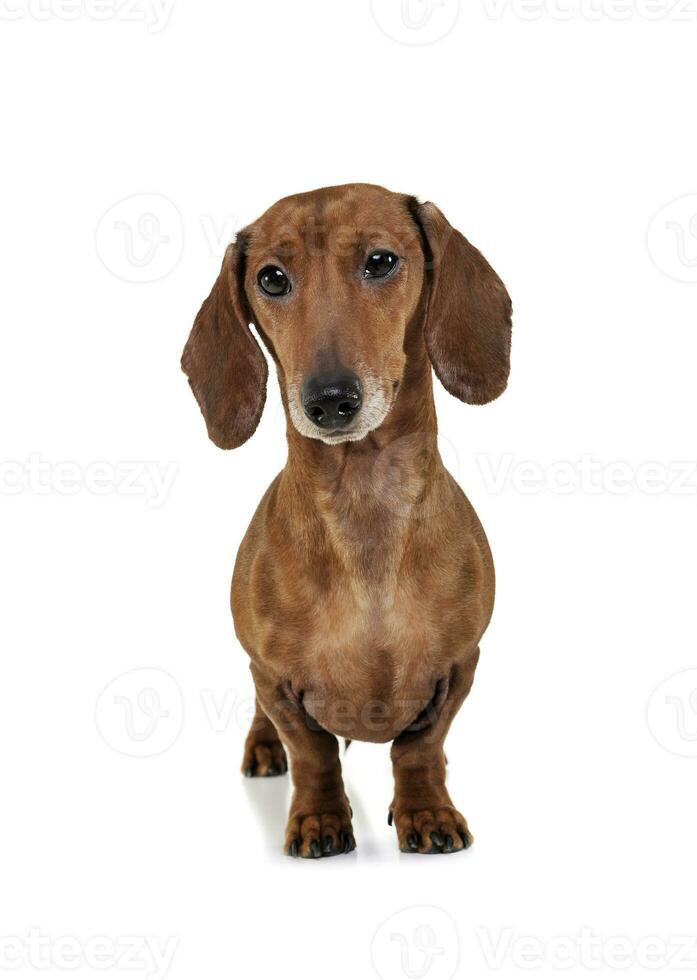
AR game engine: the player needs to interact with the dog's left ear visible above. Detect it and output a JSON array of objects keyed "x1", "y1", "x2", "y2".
[
  {"x1": 412, "y1": 201, "x2": 512, "y2": 405},
  {"x1": 181, "y1": 236, "x2": 268, "y2": 449}
]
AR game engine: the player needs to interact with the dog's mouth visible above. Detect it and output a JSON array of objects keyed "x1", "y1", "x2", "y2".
[
  {"x1": 311, "y1": 424, "x2": 373, "y2": 445},
  {"x1": 288, "y1": 375, "x2": 398, "y2": 445}
]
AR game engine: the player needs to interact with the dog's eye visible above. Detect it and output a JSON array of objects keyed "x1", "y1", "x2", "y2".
[
  {"x1": 363, "y1": 250, "x2": 399, "y2": 279},
  {"x1": 258, "y1": 266, "x2": 291, "y2": 296}
]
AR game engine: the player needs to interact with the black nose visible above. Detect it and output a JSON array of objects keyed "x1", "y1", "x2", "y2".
[{"x1": 301, "y1": 373, "x2": 363, "y2": 429}]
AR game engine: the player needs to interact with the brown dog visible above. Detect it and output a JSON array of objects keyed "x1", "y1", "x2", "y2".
[{"x1": 182, "y1": 183, "x2": 512, "y2": 858}]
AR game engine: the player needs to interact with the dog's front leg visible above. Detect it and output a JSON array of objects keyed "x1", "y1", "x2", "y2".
[
  {"x1": 241, "y1": 698, "x2": 288, "y2": 778},
  {"x1": 389, "y1": 656, "x2": 479, "y2": 855},
  {"x1": 253, "y1": 670, "x2": 355, "y2": 859}
]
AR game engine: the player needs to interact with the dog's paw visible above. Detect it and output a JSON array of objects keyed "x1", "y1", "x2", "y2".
[
  {"x1": 389, "y1": 803, "x2": 472, "y2": 854},
  {"x1": 241, "y1": 738, "x2": 287, "y2": 777},
  {"x1": 285, "y1": 809, "x2": 355, "y2": 859}
]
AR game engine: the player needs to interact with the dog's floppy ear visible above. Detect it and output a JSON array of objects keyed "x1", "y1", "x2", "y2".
[
  {"x1": 411, "y1": 201, "x2": 512, "y2": 405},
  {"x1": 181, "y1": 235, "x2": 267, "y2": 449}
]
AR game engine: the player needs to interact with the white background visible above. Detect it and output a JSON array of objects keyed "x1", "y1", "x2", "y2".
[{"x1": 1, "y1": 1, "x2": 697, "y2": 978}]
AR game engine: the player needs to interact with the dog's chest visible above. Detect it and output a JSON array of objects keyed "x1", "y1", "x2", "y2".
[{"x1": 286, "y1": 577, "x2": 447, "y2": 741}]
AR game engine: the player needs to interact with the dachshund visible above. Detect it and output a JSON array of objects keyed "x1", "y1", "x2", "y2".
[{"x1": 182, "y1": 183, "x2": 512, "y2": 857}]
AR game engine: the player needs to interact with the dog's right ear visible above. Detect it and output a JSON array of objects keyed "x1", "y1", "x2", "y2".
[
  {"x1": 410, "y1": 200, "x2": 512, "y2": 406},
  {"x1": 181, "y1": 235, "x2": 267, "y2": 449}
]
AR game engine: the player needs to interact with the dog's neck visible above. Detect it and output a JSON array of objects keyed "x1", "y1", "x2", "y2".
[{"x1": 275, "y1": 320, "x2": 451, "y2": 580}]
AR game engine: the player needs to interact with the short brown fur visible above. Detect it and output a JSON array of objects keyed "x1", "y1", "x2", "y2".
[{"x1": 182, "y1": 183, "x2": 512, "y2": 857}]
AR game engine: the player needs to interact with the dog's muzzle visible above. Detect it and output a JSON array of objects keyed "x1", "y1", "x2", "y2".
[{"x1": 301, "y1": 373, "x2": 363, "y2": 430}]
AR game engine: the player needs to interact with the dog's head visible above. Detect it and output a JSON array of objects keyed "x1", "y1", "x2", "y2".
[{"x1": 182, "y1": 183, "x2": 511, "y2": 449}]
